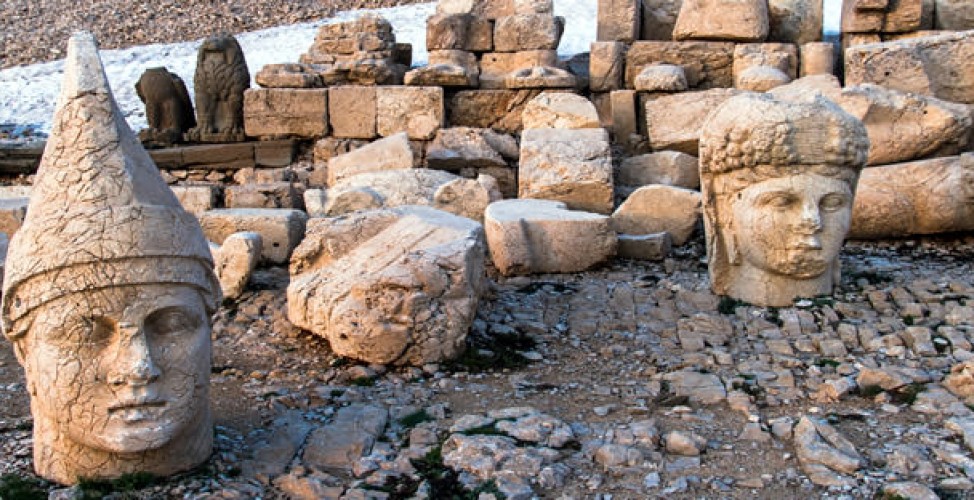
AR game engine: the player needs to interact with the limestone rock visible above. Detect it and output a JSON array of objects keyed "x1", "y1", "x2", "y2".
[
  {"x1": 598, "y1": 0, "x2": 642, "y2": 42},
  {"x1": 589, "y1": 42, "x2": 626, "y2": 92},
  {"x1": 935, "y1": 0, "x2": 974, "y2": 29},
  {"x1": 768, "y1": 74, "x2": 842, "y2": 103},
  {"x1": 769, "y1": 0, "x2": 824, "y2": 44},
  {"x1": 225, "y1": 182, "x2": 304, "y2": 210},
  {"x1": 644, "y1": 88, "x2": 744, "y2": 155},
  {"x1": 518, "y1": 128, "x2": 614, "y2": 214},
  {"x1": 612, "y1": 186, "x2": 702, "y2": 245},
  {"x1": 944, "y1": 360, "x2": 974, "y2": 402},
  {"x1": 661, "y1": 370, "x2": 727, "y2": 404},
  {"x1": 211, "y1": 232, "x2": 261, "y2": 300},
  {"x1": 287, "y1": 206, "x2": 484, "y2": 365},
  {"x1": 479, "y1": 50, "x2": 560, "y2": 89},
  {"x1": 733, "y1": 43, "x2": 797, "y2": 91},
  {"x1": 673, "y1": 0, "x2": 770, "y2": 42},
  {"x1": 302, "y1": 404, "x2": 389, "y2": 475},
  {"x1": 844, "y1": 31, "x2": 974, "y2": 104},
  {"x1": 617, "y1": 232, "x2": 672, "y2": 260},
  {"x1": 426, "y1": 13, "x2": 472, "y2": 51},
  {"x1": 376, "y1": 86, "x2": 444, "y2": 140},
  {"x1": 493, "y1": 14, "x2": 564, "y2": 52},
  {"x1": 505, "y1": 66, "x2": 577, "y2": 89},
  {"x1": 793, "y1": 417, "x2": 862, "y2": 486},
  {"x1": 835, "y1": 84, "x2": 972, "y2": 166},
  {"x1": 618, "y1": 151, "x2": 700, "y2": 189},
  {"x1": 328, "y1": 86, "x2": 377, "y2": 139},
  {"x1": 199, "y1": 208, "x2": 308, "y2": 265},
  {"x1": 849, "y1": 155, "x2": 974, "y2": 239},
  {"x1": 170, "y1": 185, "x2": 218, "y2": 217},
  {"x1": 254, "y1": 63, "x2": 323, "y2": 88},
  {"x1": 633, "y1": 64, "x2": 688, "y2": 92},
  {"x1": 735, "y1": 66, "x2": 791, "y2": 92},
  {"x1": 880, "y1": 482, "x2": 940, "y2": 500},
  {"x1": 664, "y1": 431, "x2": 707, "y2": 456},
  {"x1": 326, "y1": 132, "x2": 414, "y2": 186},
  {"x1": 324, "y1": 169, "x2": 494, "y2": 222},
  {"x1": 625, "y1": 41, "x2": 735, "y2": 89},
  {"x1": 521, "y1": 93, "x2": 600, "y2": 130},
  {"x1": 426, "y1": 127, "x2": 509, "y2": 170},
  {"x1": 405, "y1": 50, "x2": 479, "y2": 87},
  {"x1": 799, "y1": 42, "x2": 836, "y2": 77},
  {"x1": 642, "y1": 0, "x2": 683, "y2": 40},
  {"x1": 484, "y1": 199, "x2": 617, "y2": 275}
]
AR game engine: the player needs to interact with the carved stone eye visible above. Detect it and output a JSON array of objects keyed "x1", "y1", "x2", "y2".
[{"x1": 146, "y1": 308, "x2": 198, "y2": 337}]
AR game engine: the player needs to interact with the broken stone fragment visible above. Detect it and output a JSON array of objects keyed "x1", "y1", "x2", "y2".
[
  {"x1": 644, "y1": 88, "x2": 744, "y2": 154},
  {"x1": 618, "y1": 151, "x2": 700, "y2": 190},
  {"x1": 211, "y1": 232, "x2": 262, "y2": 300},
  {"x1": 793, "y1": 416, "x2": 862, "y2": 487},
  {"x1": 633, "y1": 64, "x2": 688, "y2": 92},
  {"x1": 518, "y1": 128, "x2": 614, "y2": 214},
  {"x1": 521, "y1": 92, "x2": 600, "y2": 130},
  {"x1": 302, "y1": 404, "x2": 389, "y2": 475},
  {"x1": 611, "y1": 185, "x2": 702, "y2": 246},
  {"x1": 287, "y1": 206, "x2": 484, "y2": 365},
  {"x1": 505, "y1": 66, "x2": 577, "y2": 89},
  {"x1": 199, "y1": 208, "x2": 308, "y2": 265},
  {"x1": 673, "y1": 0, "x2": 770, "y2": 42},
  {"x1": 326, "y1": 132, "x2": 414, "y2": 186},
  {"x1": 625, "y1": 41, "x2": 735, "y2": 89},
  {"x1": 617, "y1": 232, "x2": 672, "y2": 260},
  {"x1": 484, "y1": 199, "x2": 617, "y2": 275},
  {"x1": 425, "y1": 127, "x2": 509, "y2": 171},
  {"x1": 255, "y1": 63, "x2": 324, "y2": 88}
]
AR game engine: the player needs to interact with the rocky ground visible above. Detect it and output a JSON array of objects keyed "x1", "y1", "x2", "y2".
[
  {"x1": 0, "y1": 0, "x2": 430, "y2": 69},
  {"x1": 2, "y1": 235, "x2": 974, "y2": 499}
]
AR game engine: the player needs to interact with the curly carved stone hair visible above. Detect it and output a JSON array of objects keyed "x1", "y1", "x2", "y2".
[{"x1": 699, "y1": 93, "x2": 869, "y2": 179}]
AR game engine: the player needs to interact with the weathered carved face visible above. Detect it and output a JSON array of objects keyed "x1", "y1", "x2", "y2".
[
  {"x1": 16, "y1": 284, "x2": 210, "y2": 454},
  {"x1": 727, "y1": 172, "x2": 854, "y2": 279}
]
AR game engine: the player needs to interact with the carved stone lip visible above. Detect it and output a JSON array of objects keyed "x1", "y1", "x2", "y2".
[{"x1": 108, "y1": 399, "x2": 167, "y2": 412}]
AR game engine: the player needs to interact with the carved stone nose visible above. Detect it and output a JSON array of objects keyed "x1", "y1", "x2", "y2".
[{"x1": 108, "y1": 324, "x2": 161, "y2": 386}]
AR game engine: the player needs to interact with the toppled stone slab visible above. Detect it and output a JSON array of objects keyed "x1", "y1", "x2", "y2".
[
  {"x1": 644, "y1": 88, "x2": 744, "y2": 154},
  {"x1": 793, "y1": 416, "x2": 862, "y2": 487},
  {"x1": 625, "y1": 41, "x2": 735, "y2": 89},
  {"x1": 199, "y1": 208, "x2": 308, "y2": 265},
  {"x1": 844, "y1": 31, "x2": 974, "y2": 104},
  {"x1": 617, "y1": 151, "x2": 699, "y2": 189},
  {"x1": 837, "y1": 84, "x2": 972, "y2": 166},
  {"x1": 521, "y1": 93, "x2": 600, "y2": 129},
  {"x1": 211, "y1": 231, "x2": 261, "y2": 300},
  {"x1": 447, "y1": 89, "x2": 546, "y2": 132},
  {"x1": 426, "y1": 127, "x2": 509, "y2": 170},
  {"x1": 518, "y1": 128, "x2": 614, "y2": 214},
  {"x1": 849, "y1": 154, "x2": 974, "y2": 239},
  {"x1": 673, "y1": 0, "x2": 770, "y2": 42},
  {"x1": 324, "y1": 169, "x2": 494, "y2": 222},
  {"x1": 327, "y1": 132, "x2": 413, "y2": 186},
  {"x1": 287, "y1": 206, "x2": 484, "y2": 365},
  {"x1": 302, "y1": 404, "x2": 389, "y2": 476},
  {"x1": 611, "y1": 185, "x2": 702, "y2": 246},
  {"x1": 484, "y1": 199, "x2": 616, "y2": 275}
]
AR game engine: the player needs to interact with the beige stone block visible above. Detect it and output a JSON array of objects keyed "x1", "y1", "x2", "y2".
[
  {"x1": 617, "y1": 232, "x2": 672, "y2": 260},
  {"x1": 518, "y1": 128, "x2": 614, "y2": 214},
  {"x1": 287, "y1": 206, "x2": 485, "y2": 365},
  {"x1": 426, "y1": 127, "x2": 509, "y2": 170},
  {"x1": 522, "y1": 93, "x2": 600, "y2": 129},
  {"x1": 841, "y1": 0, "x2": 885, "y2": 33},
  {"x1": 243, "y1": 89, "x2": 328, "y2": 139},
  {"x1": 327, "y1": 132, "x2": 414, "y2": 186},
  {"x1": 611, "y1": 185, "x2": 702, "y2": 245},
  {"x1": 625, "y1": 41, "x2": 735, "y2": 89},
  {"x1": 426, "y1": 13, "x2": 471, "y2": 51},
  {"x1": 644, "y1": 88, "x2": 744, "y2": 154},
  {"x1": 591, "y1": 92, "x2": 613, "y2": 129},
  {"x1": 673, "y1": 0, "x2": 770, "y2": 42},
  {"x1": 484, "y1": 199, "x2": 617, "y2": 275},
  {"x1": 844, "y1": 31, "x2": 974, "y2": 104},
  {"x1": 589, "y1": 42, "x2": 626, "y2": 92},
  {"x1": 479, "y1": 50, "x2": 559, "y2": 89},
  {"x1": 438, "y1": 0, "x2": 515, "y2": 19},
  {"x1": 255, "y1": 63, "x2": 323, "y2": 88},
  {"x1": 618, "y1": 151, "x2": 700, "y2": 189},
  {"x1": 0, "y1": 198, "x2": 27, "y2": 237},
  {"x1": 180, "y1": 142, "x2": 255, "y2": 170},
  {"x1": 255, "y1": 140, "x2": 297, "y2": 167},
  {"x1": 447, "y1": 89, "x2": 547, "y2": 132},
  {"x1": 211, "y1": 231, "x2": 261, "y2": 299},
  {"x1": 328, "y1": 86, "x2": 377, "y2": 139},
  {"x1": 634, "y1": 64, "x2": 689, "y2": 91},
  {"x1": 405, "y1": 50, "x2": 479, "y2": 87},
  {"x1": 883, "y1": 0, "x2": 924, "y2": 33},
  {"x1": 733, "y1": 43, "x2": 798, "y2": 82},
  {"x1": 935, "y1": 0, "x2": 974, "y2": 30},
  {"x1": 769, "y1": 0, "x2": 824, "y2": 44},
  {"x1": 610, "y1": 90, "x2": 638, "y2": 143},
  {"x1": 199, "y1": 208, "x2": 308, "y2": 265},
  {"x1": 467, "y1": 18, "x2": 494, "y2": 52},
  {"x1": 598, "y1": 0, "x2": 642, "y2": 42},
  {"x1": 303, "y1": 189, "x2": 328, "y2": 217},
  {"x1": 850, "y1": 154, "x2": 974, "y2": 238},
  {"x1": 376, "y1": 86, "x2": 444, "y2": 140},
  {"x1": 835, "y1": 84, "x2": 972, "y2": 166},
  {"x1": 170, "y1": 185, "x2": 219, "y2": 217},
  {"x1": 505, "y1": 66, "x2": 576, "y2": 89},
  {"x1": 225, "y1": 182, "x2": 304, "y2": 210},
  {"x1": 768, "y1": 74, "x2": 843, "y2": 103},
  {"x1": 641, "y1": 0, "x2": 682, "y2": 40},
  {"x1": 493, "y1": 14, "x2": 564, "y2": 52},
  {"x1": 800, "y1": 42, "x2": 835, "y2": 76}
]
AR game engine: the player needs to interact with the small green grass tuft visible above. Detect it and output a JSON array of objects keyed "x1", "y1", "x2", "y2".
[
  {"x1": 718, "y1": 296, "x2": 749, "y2": 315},
  {"x1": 460, "y1": 423, "x2": 508, "y2": 437},
  {"x1": 858, "y1": 384, "x2": 885, "y2": 398},
  {"x1": 891, "y1": 383, "x2": 925, "y2": 405},
  {"x1": 445, "y1": 332, "x2": 537, "y2": 373},
  {"x1": 398, "y1": 409, "x2": 434, "y2": 429},
  {"x1": 0, "y1": 473, "x2": 47, "y2": 500},
  {"x1": 350, "y1": 376, "x2": 376, "y2": 387},
  {"x1": 815, "y1": 358, "x2": 841, "y2": 368},
  {"x1": 77, "y1": 472, "x2": 159, "y2": 499}
]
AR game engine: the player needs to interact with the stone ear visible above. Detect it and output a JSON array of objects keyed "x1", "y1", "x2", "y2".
[{"x1": 725, "y1": 222, "x2": 742, "y2": 266}]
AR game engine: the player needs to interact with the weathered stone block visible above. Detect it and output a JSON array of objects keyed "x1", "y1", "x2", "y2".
[
  {"x1": 427, "y1": 13, "x2": 471, "y2": 51},
  {"x1": 673, "y1": 0, "x2": 770, "y2": 42},
  {"x1": 479, "y1": 50, "x2": 559, "y2": 89},
  {"x1": 225, "y1": 182, "x2": 304, "y2": 210},
  {"x1": 493, "y1": 15, "x2": 564, "y2": 52},
  {"x1": 634, "y1": 64, "x2": 689, "y2": 91},
  {"x1": 447, "y1": 89, "x2": 547, "y2": 132},
  {"x1": 610, "y1": 90, "x2": 638, "y2": 143},
  {"x1": 519, "y1": 128, "x2": 614, "y2": 214},
  {"x1": 170, "y1": 185, "x2": 219, "y2": 217},
  {"x1": 376, "y1": 86, "x2": 444, "y2": 140},
  {"x1": 405, "y1": 50, "x2": 479, "y2": 87},
  {"x1": 329, "y1": 86, "x2": 378, "y2": 139},
  {"x1": 644, "y1": 88, "x2": 744, "y2": 154},
  {"x1": 769, "y1": 0, "x2": 824, "y2": 44},
  {"x1": 642, "y1": 0, "x2": 682, "y2": 40},
  {"x1": 589, "y1": 42, "x2": 626, "y2": 92},
  {"x1": 327, "y1": 132, "x2": 414, "y2": 186},
  {"x1": 733, "y1": 43, "x2": 798, "y2": 83},
  {"x1": 625, "y1": 41, "x2": 735, "y2": 89},
  {"x1": 617, "y1": 232, "x2": 672, "y2": 260},
  {"x1": 211, "y1": 231, "x2": 261, "y2": 299},
  {"x1": 426, "y1": 127, "x2": 509, "y2": 171},
  {"x1": 521, "y1": 93, "x2": 600, "y2": 129},
  {"x1": 181, "y1": 142, "x2": 256, "y2": 170},
  {"x1": 255, "y1": 140, "x2": 297, "y2": 167},
  {"x1": 484, "y1": 199, "x2": 617, "y2": 275},
  {"x1": 800, "y1": 42, "x2": 835, "y2": 76},
  {"x1": 611, "y1": 185, "x2": 702, "y2": 245},
  {"x1": 598, "y1": 0, "x2": 642, "y2": 42},
  {"x1": 935, "y1": 0, "x2": 974, "y2": 30},
  {"x1": 0, "y1": 198, "x2": 27, "y2": 237},
  {"x1": 199, "y1": 208, "x2": 308, "y2": 265},
  {"x1": 618, "y1": 151, "x2": 700, "y2": 189},
  {"x1": 243, "y1": 89, "x2": 328, "y2": 139},
  {"x1": 287, "y1": 207, "x2": 485, "y2": 365},
  {"x1": 841, "y1": 0, "x2": 885, "y2": 32},
  {"x1": 844, "y1": 31, "x2": 974, "y2": 104}
]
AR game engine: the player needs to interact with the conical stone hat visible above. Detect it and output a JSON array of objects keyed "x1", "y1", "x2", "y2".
[{"x1": 1, "y1": 32, "x2": 220, "y2": 338}]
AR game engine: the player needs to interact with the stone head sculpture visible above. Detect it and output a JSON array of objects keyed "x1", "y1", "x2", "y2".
[
  {"x1": 699, "y1": 93, "x2": 869, "y2": 307},
  {"x1": 1, "y1": 32, "x2": 220, "y2": 484}
]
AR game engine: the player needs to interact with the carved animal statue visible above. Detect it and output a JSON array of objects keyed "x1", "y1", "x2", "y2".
[
  {"x1": 135, "y1": 67, "x2": 195, "y2": 146},
  {"x1": 186, "y1": 34, "x2": 250, "y2": 142}
]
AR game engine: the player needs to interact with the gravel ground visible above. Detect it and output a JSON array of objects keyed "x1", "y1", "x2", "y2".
[{"x1": 0, "y1": 0, "x2": 430, "y2": 69}]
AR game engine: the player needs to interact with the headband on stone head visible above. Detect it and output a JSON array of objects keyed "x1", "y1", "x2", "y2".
[
  {"x1": 1, "y1": 32, "x2": 220, "y2": 339},
  {"x1": 699, "y1": 93, "x2": 869, "y2": 181}
]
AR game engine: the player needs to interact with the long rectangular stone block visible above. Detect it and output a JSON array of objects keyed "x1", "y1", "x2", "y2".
[
  {"x1": 625, "y1": 41, "x2": 735, "y2": 89},
  {"x1": 199, "y1": 208, "x2": 308, "y2": 265},
  {"x1": 376, "y1": 86, "x2": 444, "y2": 140},
  {"x1": 519, "y1": 127, "x2": 614, "y2": 214},
  {"x1": 329, "y1": 85, "x2": 378, "y2": 139},
  {"x1": 598, "y1": 0, "x2": 642, "y2": 42},
  {"x1": 243, "y1": 88, "x2": 329, "y2": 139}
]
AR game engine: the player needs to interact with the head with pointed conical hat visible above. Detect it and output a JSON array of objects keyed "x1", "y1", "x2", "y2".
[{"x1": 1, "y1": 32, "x2": 218, "y2": 484}]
